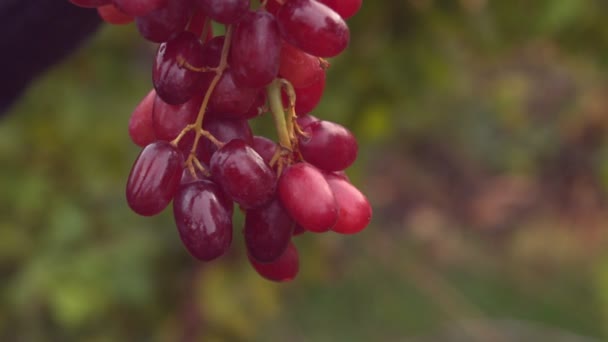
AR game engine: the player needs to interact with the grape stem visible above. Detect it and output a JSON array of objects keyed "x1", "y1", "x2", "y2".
[
  {"x1": 171, "y1": 25, "x2": 234, "y2": 178},
  {"x1": 267, "y1": 78, "x2": 292, "y2": 151}
]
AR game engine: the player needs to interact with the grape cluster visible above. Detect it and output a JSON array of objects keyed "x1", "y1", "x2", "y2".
[{"x1": 69, "y1": 0, "x2": 370, "y2": 282}]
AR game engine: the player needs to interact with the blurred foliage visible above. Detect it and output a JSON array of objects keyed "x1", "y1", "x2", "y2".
[{"x1": 2, "y1": 0, "x2": 608, "y2": 341}]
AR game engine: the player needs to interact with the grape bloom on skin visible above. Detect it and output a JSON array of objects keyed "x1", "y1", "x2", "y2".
[{"x1": 70, "y1": 0, "x2": 371, "y2": 282}]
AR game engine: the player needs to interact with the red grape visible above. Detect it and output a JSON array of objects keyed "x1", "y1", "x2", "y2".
[
  {"x1": 252, "y1": 136, "x2": 278, "y2": 167},
  {"x1": 202, "y1": 118, "x2": 254, "y2": 162},
  {"x1": 153, "y1": 31, "x2": 206, "y2": 105},
  {"x1": 298, "y1": 120, "x2": 357, "y2": 171},
  {"x1": 173, "y1": 180, "x2": 234, "y2": 261},
  {"x1": 210, "y1": 139, "x2": 276, "y2": 209},
  {"x1": 231, "y1": 10, "x2": 281, "y2": 88},
  {"x1": 153, "y1": 93, "x2": 201, "y2": 141},
  {"x1": 208, "y1": 69, "x2": 259, "y2": 117},
  {"x1": 287, "y1": 71, "x2": 326, "y2": 116},
  {"x1": 126, "y1": 141, "x2": 184, "y2": 216},
  {"x1": 325, "y1": 174, "x2": 371, "y2": 234},
  {"x1": 279, "y1": 42, "x2": 324, "y2": 88},
  {"x1": 249, "y1": 242, "x2": 299, "y2": 282},
  {"x1": 278, "y1": 162, "x2": 337, "y2": 232},
  {"x1": 245, "y1": 198, "x2": 294, "y2": 263},
  {"x1": 128, "y1": 89, "x2": 157, "y2": 147},
  {"x1": 277, "y1": 0, "x2": 350, "y2": 57}
]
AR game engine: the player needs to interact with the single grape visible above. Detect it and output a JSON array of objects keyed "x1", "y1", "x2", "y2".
[
  {"x1": 231, "y1": 10, "x2": 281, "y2": 88},
  {"x1": 278, "y1": 162, "x2": 337, "y2": 232},
  {"x1": 126, "y1": 141, "x2": 184, "y2": 216},
  {"x1": 277, "y1": 0, "x2": 350, "y2": 57},
  {"x1": 97, "y1": 3, "x2": 133, "y2": 24},
  {"x1": 248, "y1": 241, "x2": 299, "y2": 282},
  {"x1": 279, "y1": 42, "x2": 324, "y2": 88},
  {"x1": 153, "y1": 31, "x2": 206, "y2": 105},
  {"x1": 136, "y1": 1, "x2": 190, "y2": 43},
  {"x1": 194, "y1": 0, "x2": 249, "y2": 24},
  {"x1": 70, "y1": 0, "x2": 111, "y2": 8},
  {"x1": 318, "y1": 0, "x2": 362, "y2": 19},
  {"x1": 210, "y1": 139, "x2": 276, "y2": 209},
  {"x1": 298, "y1": 120, "x2": 358, "y2": 171},
  {"x1": 245, "y1": 198, "x2": 294, "y2": 263},
  {"x1": 252, "y1": 136, "x2": 278, "y2": 167},
  {"x1": 129, "y1": 89, "x2": 157, "y2": 147},
  {"x1": 153, "y1": 93, "x2": 201, "y2": 141},
  {"x1": 325, "y1": 174, "x2": 371, "y2": 234},
  {"x1": 173, "y1": 180, "x2": 234, "y2": 261},
  {"x1": 202, "y1": 117, "x2": 254, "y2": 163},
  {"x1": 113, "y1": 0, "x2": 167, "y2": 16}
]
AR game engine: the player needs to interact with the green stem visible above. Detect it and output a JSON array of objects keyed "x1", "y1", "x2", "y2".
[{"x1": 267, "y1": 79, "x2": 291, "y2": 149}]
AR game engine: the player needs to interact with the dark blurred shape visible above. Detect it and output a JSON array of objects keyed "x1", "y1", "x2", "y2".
[{"x1": 0, "y1": 0, "x2": 101, "y2": 113}]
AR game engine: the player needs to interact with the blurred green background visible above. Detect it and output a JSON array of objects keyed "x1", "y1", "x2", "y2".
[{"x1": 3, "y1": 0, "x2": 608, "y2": 340}]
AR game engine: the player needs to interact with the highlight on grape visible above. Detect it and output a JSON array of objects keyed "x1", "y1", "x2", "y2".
[{"x1": 69, "y1": 0, "x2": 370, "y2": 282}]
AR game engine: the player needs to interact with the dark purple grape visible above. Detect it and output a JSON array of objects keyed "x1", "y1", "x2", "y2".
[
  {"x1": 231, "y1": 10, "x2": 281, "y2": 88},
  {"x1": 277, "y1": 0, "x2": 350, "y2": 57},
  {"x1": 278, "y1": 162, "x2": 337, "y2": 232},
  {"x1": 153, "y1": 31, "x2": 206, "y2": 104},
  {"x1": 126, "y1": 141, "x2": 184, "y2": 216},
  {"x1": 136, "y1": 1, "x2": 190, "y2": 43},
  {"x1": 298, "y1": 120, "x2": 357, "y2": 171},
  {"x1": 245, "y1": 198, "x2": 294, "y2": 263},
  {"x1": 194, "y1": 0, "x2": 249, "y2": 24},
  {"x1": 248, "y1": 241, "x2": 299, "y2": 282},
  {"x1": 173, "y1": 180, "x2": 234, "y2": 261},
  {"x1": 210, "y1": 139, "x2": 276, "y2": 209}
]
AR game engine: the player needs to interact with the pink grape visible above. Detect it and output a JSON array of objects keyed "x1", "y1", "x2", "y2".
[
  {"x1": 278, "y1": 162, "x2": 337, "y2": 232},
  {"x1": 325, "y1": 174, "x2": 371, "y2": 234},
  {"x1": 128, "y1": 89, "x2": 157, "y2": 147}
]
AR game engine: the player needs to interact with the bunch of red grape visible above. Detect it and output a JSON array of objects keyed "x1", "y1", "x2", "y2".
[{"x1": 69, "y1": 0, "x2": 370, "y2": 282}]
